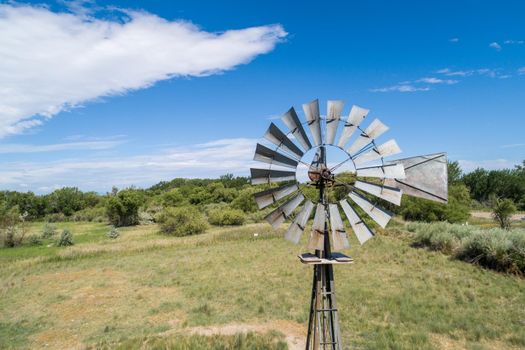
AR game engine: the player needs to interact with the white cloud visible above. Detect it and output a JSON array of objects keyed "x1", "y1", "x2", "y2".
[
  {"x1": 458, "y1": 159, "x2": 519, "y2": 173},
  {"x1": 436, "y1": 68, "x2": 474, "y2": 77},
  {"x1": 500, "y1": 143, "x2": 525, "y2": 149},
  {"x1": 504, "y1": 40, "x2": 524, "y2": 45},
  {"x1": 416, "y1": 77, "x2": 458, "y2": 85},
  {"x1": 0, "y1": 4, "x2": 287, "y2": 137},
  {"x1": 0, "y1": 138, "x2": 259, "y2": 192},
  {"x1": 518, "y1": 67, "x2": 525, "y2": 75},
  {"x1": 0, "y1": 137, "x2": 125, "y2": 154},
  {"x1": 369, "y1": 84, "x2": 430, "y2": 93},
  {"x1": 489, "y1": 42, "x2": 502, "y2": 50},
  {"x1": 449, "y1": 38, "x2": 459, "y2": 43}
]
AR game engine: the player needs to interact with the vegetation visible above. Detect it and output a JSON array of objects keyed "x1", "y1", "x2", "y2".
[
  {"x1": 107, "y1": 226, "x2": 120, "y2": 239},
  {"x1": 158, "y1": 206, "x2": 208, "y2": 236},
  {"x1": 57, "y1": 229, "x2": 74, "y2": 246},
  {"x1": 208, "y1": 208, "x2": 246, "y2": 226},
  {"x1": 106, "y1": 189, "x2": 143, "y2": 227},
  {"x1": 1, "y1": 222, "x2": 524, "y2": 349},
  {"x1": 408, "y1": 221, "x2": 525, "y2": 274},
  {"x1": 463, "y1": 160, "x2": 525, "y2": 210},
  {"x1": 491, "y1": 197, "x2": 517, "y2": 229}
]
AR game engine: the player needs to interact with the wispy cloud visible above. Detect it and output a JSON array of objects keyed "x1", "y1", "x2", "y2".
[
  {"x1": 437, "y1": 67, "x2": 506, "y2": 79},
  {"x1": 449, "y1": 38, "x2": 459, "y2": 43},
  {"x1": 518, "y1": 67, "x2": 525, "y2": 75},
  {"x1": 500, "y1": 143, "x2": 525, "y2": 149},
  {"x1": 0, "y1": 136, "x2": 125, "y2": 154},
  {"x1": 369, "y1": 84, "x2": 430, "y2": 93},
  {"x1": 504, "y1": 40, "x2": 524, "y2": 45},
  {"x1": 0, "y1": 4, "x2": 287, "y2": 138},
  {"x1": 436, "y1": 68, "x2": 473, "y2": 77},
  {"x1": 0, "y1": 138, "x2": 259, "y2": 192},
  {"x1": 489, "y1": 42, "x2": 502, "y2": 51},
  {"x1": 416, "y1": 77, "x2": 458, "y2": 85}
]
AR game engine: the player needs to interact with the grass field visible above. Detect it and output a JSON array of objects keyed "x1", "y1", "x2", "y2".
[{"x1": 1, "y1": 220, "x2": 524, "y2": 349}]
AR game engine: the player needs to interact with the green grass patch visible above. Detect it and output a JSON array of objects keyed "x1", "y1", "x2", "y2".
[{"x1": 1, "y1": 221, "x2": 524, "y2": 349}]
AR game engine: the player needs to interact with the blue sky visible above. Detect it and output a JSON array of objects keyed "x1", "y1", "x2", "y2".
[{"x1": 0, "y1": 0, "x2": 524, "y2": 193}]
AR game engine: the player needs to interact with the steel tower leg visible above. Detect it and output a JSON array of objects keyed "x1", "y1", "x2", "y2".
[{"x1": 306, "y1": 146, "x2": 343, "y2": 350}]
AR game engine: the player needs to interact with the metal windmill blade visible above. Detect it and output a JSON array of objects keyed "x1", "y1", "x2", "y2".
[
  {"x1": 281, "y1": 107, "x2": 313, "y2": 151},
  {"x1": 329, "y1": 204, "x2": 349, "y2": 250},
  {"x1": 325, "y1": 100, "x2": 344, "y2": 145},
  {"x1": 250, "y1": 98, "x2": 448, "y2": 350},
  {"x1": 303, "y1": 99, "x2": 322, "y2": 146},
  {"x1": 337, "y1": 105, "x2": 369, "y2": 148},
  {"x1": 348, "y1": 191, "x2": 392, "y2": 228},
  {"x1": 250, "y1": 168, "x2": 296, "y2": 185},
  {"x1": 254, "y1": 184, "x2": 299, "y2": 209},
  {"x1": 265, "y1": 193, "x2": 305, "y2": 229},
  {"x1": 264, "y1": 123, "x2": 304, "y2": 159},
  {"x1": 340, "y1": 199, "x2": 374, "y2": 244},
  {"x1": 285, "y1": 200, "x2": 315, "y2": 244},
  {"x1": 354, "y1": 180, "x2": 402, "y2": 205},
  {"x1": 254, "y1": 143, "x2": 299, "y2": 169},
  {"x1": 353, "y1": 139, "x2": 401, "y2": 165},
  {"x1": 307, "y1": 203, "x2": 326, "y2": 250},
  {"x1": 356, "y1": 163, "x2": 406, "y2": 179},
  {"x1": 347, "y1": 119, "x2": 389, "y2": 155},
  {"x1": 384, "y1": 153, "x2": 448, "y2": 203}
]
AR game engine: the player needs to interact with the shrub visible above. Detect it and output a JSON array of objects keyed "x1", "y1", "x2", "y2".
[
  {"x1": 456, "y1": 229, "x2": 520, "y2": 273},
  {"x1": 107, "y1": 226, "x2": 120, "y2": 239},
  {"x1": 491, "y1": 197, "x2": 517, "y2": 230},
  {"x1": 44, "y1": 212, "x2": 67, "y2": 222},
  {"x1": 57, "y1": 229, "x2": 74, "y2": 246},
  {"x1": 106, "y1": 189, "x2": 143, "y2": 227},
  {"x1": 0, "y1": 206, "x2": 29, "y2": 248},
  {"x1": 230, "y1": 187, "x2": 258, "y2": 213},
  {"x1": 41, "y1": 223, "x2": 57, "y2": 238},
  {"x1": 27, "y1": 234, "x2": 43, "y2": 246},
  {"x1": 72, "y1": 206, "x2": 106, "y2": 222},
  {"x1": 208, "y1": 208, "x2": 246, "y2": 226},
  {"x1": 158, "y1": 206, "x2": 207, "y2": 237},
  {"x1": 407, "y1": 221, "x2": 525, "y2": 274}
]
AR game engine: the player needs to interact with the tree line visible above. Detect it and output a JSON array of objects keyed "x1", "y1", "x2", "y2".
[{"x1": 1, "y1": 161, "x2": 523, "y2": 228}]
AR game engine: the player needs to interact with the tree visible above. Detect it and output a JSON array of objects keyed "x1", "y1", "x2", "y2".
[
  {"x1": 106, "y1": 189, "x2": 143, "y2": 226},
  {"x1": 447, "y1": 161, "x2": 462, "y2": 184},
  {"x1": 491, "y1": 197, "x2": 517, "y2": 230}
]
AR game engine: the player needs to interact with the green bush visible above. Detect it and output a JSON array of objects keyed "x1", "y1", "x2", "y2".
[
  {"x1": 27, "y1": 234, "x2": 43, "y2": 246},
  {"x1": 107, "y1": 226, "x2": 120, "y2": 239},
  {"x1": 72, "y1": 206, "x2": 106, "y2": 222},
  {"x1": 208, "y1": 208, "x2": 246, "y2": 226},
  {"x1": 57, "y1": 229, "x2": 74, "y2": 246},
  {"x1": 41, "y1": 223, "x2": 57, "y2": 238},
  {"x1": 106, "y1": 189, "x2": 143, "y2": 227},
  {"x1": 407, "y1": 222, "x2": 525, "y2": 274},
  {"x1": 158, "y1": 206, "x2": 207, "y2": 237},
  {"x1": 456, "y1": 229, "x2": 524, "y2": 273},
  {"x1": 491, "y1": 197, "x2": 517, "y2": 230},
  {"x1": 230, "y1": 187, "x2": 258, "y2": 213}
]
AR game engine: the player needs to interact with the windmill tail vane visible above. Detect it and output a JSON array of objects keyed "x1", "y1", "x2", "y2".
[{"x1": 250, "y1": 98, "x2": 448, "y2": 350}]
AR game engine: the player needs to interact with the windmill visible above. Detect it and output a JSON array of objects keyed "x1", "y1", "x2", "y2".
[{"x1": 250, "y1": 99, "x2": 448, "y2": 350}]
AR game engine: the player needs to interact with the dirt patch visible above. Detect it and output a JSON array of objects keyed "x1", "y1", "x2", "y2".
[
  {"x1": 430, "y1": 333, "x2": 522, "y2": 350},
  {"x1": 166, "y1": 320, "x2": 306, "y2": 350},
  {"x1": 471, "y1": 211, "x2": 525, "y2": 221}
]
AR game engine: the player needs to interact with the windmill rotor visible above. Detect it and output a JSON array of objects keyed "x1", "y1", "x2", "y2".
[{"x1": 250, "y1": 98, "x2": 448, "y2": 350}]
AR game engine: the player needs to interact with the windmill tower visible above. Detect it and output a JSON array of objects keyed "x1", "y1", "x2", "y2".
[{"x1": 250, "y1": 99, "x2": 448, "y2": 349}]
